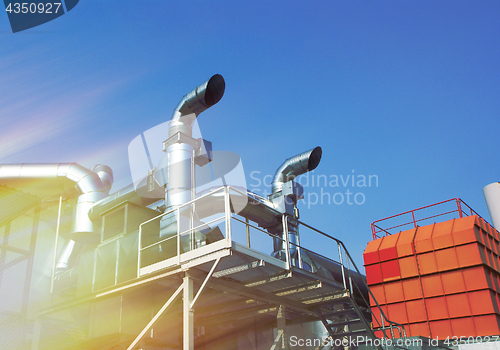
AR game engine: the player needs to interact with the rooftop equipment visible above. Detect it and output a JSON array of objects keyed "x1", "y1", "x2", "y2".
[
  {"x1": 367, "y1": 198, "x2": 500, "y2": 339},
  {"x1": 0, "y1": 75, "x2": 406, "y2": 350}
]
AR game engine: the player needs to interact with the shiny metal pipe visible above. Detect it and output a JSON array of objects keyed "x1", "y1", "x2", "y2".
[
  {"x1": 271, "y1": 147, "x2": 322, "y2": 194},
  {"x1": 270, "y1": 147, "x2": 322, "y2": 258},
  {"x1": 165, "y1": 74, "x2": 225, "y2": 210},
  {"x1": 160, "y1": 75, "x2": 225, "y2": 244},
  {"x1": 0, "y1": 163, "x2": 113, "y2": 272}
]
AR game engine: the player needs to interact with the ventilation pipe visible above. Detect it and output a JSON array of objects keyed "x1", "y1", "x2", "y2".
[
  {"x1": 269, "y1": 147, "x2": 322, "y2": 260},
  {"x1": 165, "y1": 74, "x2": 225, "y2": 210},
  {"x1": 484, "y1": 182, "x2": 500, "y2": 229},
  {"x1": 0, "y1": 163, "x2": 113, "y2": 276},
  {"x1": 0, "y1": 163, "x2": 112, "y2": 240},
  {"x1": 160, "y1": 75, "x2": 225, "y2": 249},
  {"x1": 271, "y1": 147, "x2": 322, "y2": 194}
]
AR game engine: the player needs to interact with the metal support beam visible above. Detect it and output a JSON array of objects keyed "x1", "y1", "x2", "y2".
[
  {"x1": 127, "y1": 284, "x2": 183, "y2": 350},
  {"x1": 31, "y1": 318, "x2": 42, "y2": 350},
  {"x1": 277, "y1": 305, "x2": 287, "y2": 350},
  {"x1": 190, "y1": 258, "x2": 220, "y2": 310},
  {"x1": 212, "y1": 260, "x2": 264, "y2": 278},
  {"x1": 183, "y1": 273, "x2": 194, "y2": 350}
]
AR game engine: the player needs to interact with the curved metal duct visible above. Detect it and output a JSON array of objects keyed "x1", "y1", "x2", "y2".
[
  {"x1": 269, "y1": 147, "x2": 322, "y2": 259},
  {"x1": 271, "y1": 147, "x2": 322, "y2": 194},
  {"x1": 91, "y1": 164, "x2": 114, "y2": 194},
  {"x1": 169, "y1": 73, "x2": 226, "y2": 136},
  {"x1": 0, "y1": 163, "x2": 113, "y2": 242},
  {"x1": 160, "y1": 75, "x2": 225, "y2": 244},
  {"x1": 165, "y1": 74, "x2": 225, "y2": 209}
]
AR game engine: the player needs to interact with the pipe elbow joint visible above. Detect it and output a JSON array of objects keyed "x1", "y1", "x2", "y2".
[{"x1": 271, "y1": 147, "x2": 322, "y2": 194}]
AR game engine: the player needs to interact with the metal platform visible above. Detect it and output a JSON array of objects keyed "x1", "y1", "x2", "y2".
[{"x1": 35, "y1": 186, "x2": 406, "y2": 350}]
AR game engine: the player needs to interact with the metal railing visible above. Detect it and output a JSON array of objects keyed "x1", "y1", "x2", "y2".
[
  {"x1": 371, "y1": 198, "x2": 488, "y2": 239},
  {"x1": 295, "y1": 219, "x2": 406, "y2": 342},
  {"x1": 136, "y1": 185, "x2": 406, "y2": 342}
]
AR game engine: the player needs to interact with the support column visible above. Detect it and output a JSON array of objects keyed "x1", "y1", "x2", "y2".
[
  {"x1": 277, "y1": 304, "x2": 287, "y2": 350},
  {"x1": 183, "y1": 273, "x2": 194, "y2": 350},
  {"x1": 31, "y1": 317, "x2": 42, "y2": 350}
]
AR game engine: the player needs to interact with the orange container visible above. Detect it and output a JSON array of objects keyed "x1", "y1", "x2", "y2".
[
  {"x1": 468, "y1": 289, "x2": 499, "y2": 315},
  {"x1": 474, "y1": 314, "x2": 500, "y2": 336},
  {"x1": 396, "y1": 228, "x2": 417, "y2": 257},
  {"x1": 420, "y1": 274, "x2": 444, "y2": 298},
  {"x1": 463, "y1": 266, "x2": 495, "y2": 291},
  {"x1": 365, "y1": 263, "x2": 383, "y2": 285},
  {"x1": 414, "y1": 224, "x2": 434, "y2": 253},
  {"x1": 366, "y1": 213, "x2": 500, "y2": 339},
  {"x1": 409, "y1": 322, "x2": 431, "y2": 338},
  {"x1": 378, "y1": 234, "x2": 399, "y2": 262},
  {"x1": 425, "y1": 296, "x2": 449, "y2": 320},
  {"x1": 429, "y1": 320, "x2": 453, "y2": 339},
  {"x1": 441, "y1": 270, "x2": 466, "y2": 294},
  {"x1": 406, "y1": 299, "x2": 427, "y2": 323},
  {"x1": 434, "y1": 247, "x2": 459, "y2": 272},
  {"x1": 398, "y1": 256, "x2": 419, "y2": 278},
  {"x1": 381, "y1": 260, "x2": 401, "y2": 281},
  {"x1": 384, "y1": 281, "x2": 405, "y2": 303},
  {"x1": 431, "y1": 220, "x2": 455, "y2": 250},
  {"x1": 387, "y1": 302, "x2": 408, "y2": 324},
  {"x1": 456, "y1": 242, "x2": 487, "y2": 267},
  {"x1": 417, "y1": 252, "x2": 438, "y2": 275},
  {"x1": 402, "y1": 278, "x2": 423, "y2": 301},
  {"x1": 369, "y1": 284, "x2": 386, "y2": 306},
  {"x1": 452, "y1": 216, "x2": 481, "y2": 246},
  {"x1": 371, "y1": 304, "x2": 389, "y2": 327},
  {"x1": 446, "y1": 293, "x2": 471, "y2": 318},
  {"x1": 364, "y1": 238, "x2": 383, "y2": 265},
  {"x1": 450, "y1": 317, "x2": 476, "y2": 337}
]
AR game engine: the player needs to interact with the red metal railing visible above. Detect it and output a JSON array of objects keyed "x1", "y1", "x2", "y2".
[{"x1": 371, "y1": 198, "x2": 488, "y2": 240}]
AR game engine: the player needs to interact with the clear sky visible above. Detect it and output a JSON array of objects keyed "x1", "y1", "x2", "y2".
[{"x1": 1, "y1": 1, "x2": 499, "y2": 268}]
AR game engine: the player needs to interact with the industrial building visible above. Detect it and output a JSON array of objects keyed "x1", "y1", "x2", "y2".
[{"x1": 0, "y1": 74, "x2": 498, "y2": 350}]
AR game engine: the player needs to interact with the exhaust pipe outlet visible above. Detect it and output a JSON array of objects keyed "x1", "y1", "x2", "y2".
[
  {"x1": 271, "y1": 146, "x2": 322, "y2": 194},
  {"x1": 169, "y1": 74, "x2": 225, "y2": 136},
  {"x1": 270, "y1": 147, "x2": 322, "y2": 261},
  {"x1": 160, "y1": 75, "x2": 225, "y2": 255}
]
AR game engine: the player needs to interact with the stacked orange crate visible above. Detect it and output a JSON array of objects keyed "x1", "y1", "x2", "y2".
[
  {"x1": 364, "y1": 215, "x2": 500, "y2": 339},
  {"x1": 364, "y1": 229, "x2": 413, "y2": 338}
]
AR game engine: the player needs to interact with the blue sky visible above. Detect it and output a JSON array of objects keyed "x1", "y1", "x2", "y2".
[{"x1": 1, "y1": 1, "x2": 499, "y2": 268}]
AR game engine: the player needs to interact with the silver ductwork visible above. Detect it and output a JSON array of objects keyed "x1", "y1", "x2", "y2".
[
  {"x1": 484, "y1": 182, "x2": 500, "y2": 229},
  {"x1": 88, "y1": 179, "x2": 164, "y2": 221},
  {"x1": 165, "y1": 74, "x2": 225, "y2": 210},
  {"x1": 271, "y1": 146, "x2": 322, "y2": 194},
  {"x1": 0, "y1": 163, "x2": 113, "y2": 273},
  {"x1": 269, "y1": 147, "x2": 322, "y2": 259},
  {"x1": 160, "y1": 75, "x2": 225, "y2": 246}
]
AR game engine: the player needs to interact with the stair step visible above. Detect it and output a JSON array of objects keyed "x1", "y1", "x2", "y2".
[
  {"x1": 317, "y1": 307, "x2": 356, "y2": 318},
  {"x1": 325, "y1": 318, "x2": 362, "y2": 328},
  {"x1": 329, "y1": 328, "x2": 368, "y2": 338}
]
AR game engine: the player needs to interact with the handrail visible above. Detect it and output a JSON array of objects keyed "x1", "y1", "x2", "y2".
[
  {"x1": 135, "y1": 185, "x2": 407, "y2": 342},
  {"x1": 371, "y1": 198, "x2": 491, "y2": 239},
  {"x1": 295, "y1": 216, "x2": 407, "y2": 340}
]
